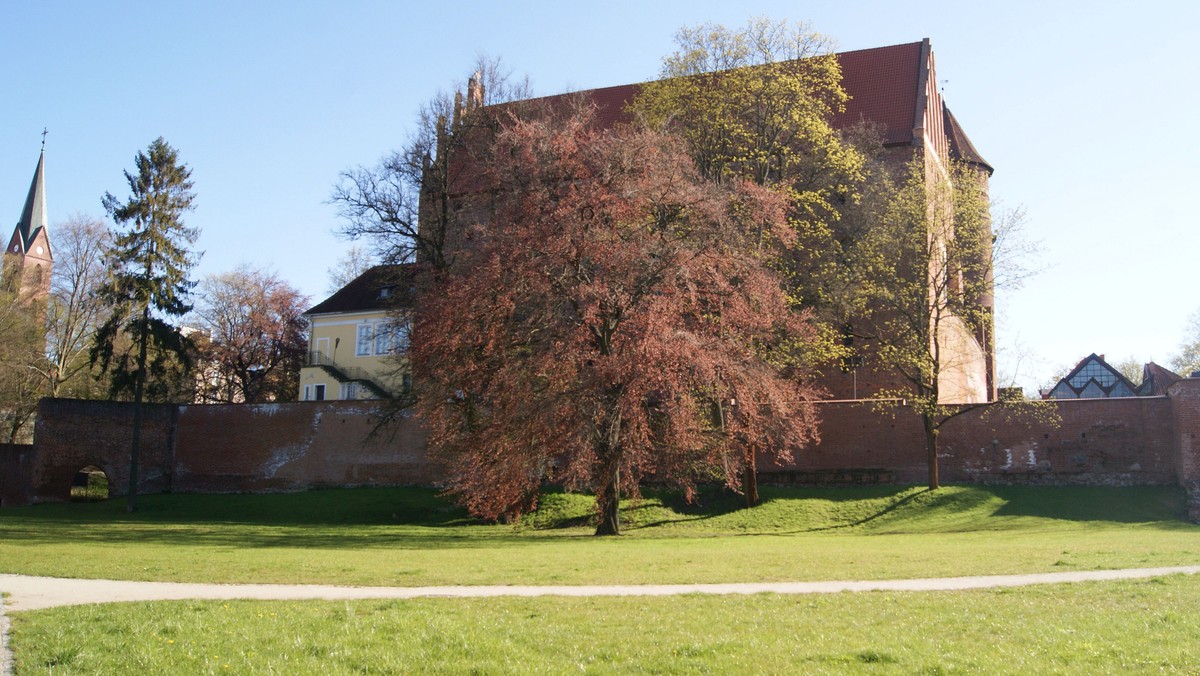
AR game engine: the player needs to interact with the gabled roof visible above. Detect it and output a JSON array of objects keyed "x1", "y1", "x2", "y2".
[
  {"x1": 305, "y1": 264, "x2": 410, "y2": 316},
  {"x1": 518, "y1": 40, "x2": 981, "y2": 155},
  {"x1": 8, "y1": 150, "x2": 48, "y2": 255},
  {"x1": 1138, "y1": 362, "x2": 1182, "y2": 396},
  {"x1": 1047, "y1": 353, "x2": 1140, "y2": 399}
]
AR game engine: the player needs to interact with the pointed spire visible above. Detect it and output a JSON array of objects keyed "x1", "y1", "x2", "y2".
[{"x1": 13, "y1": 146, "x2": 47, "y2": 252}]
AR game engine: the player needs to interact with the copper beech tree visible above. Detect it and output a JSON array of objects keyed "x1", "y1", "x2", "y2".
[{"x1": 411, "y1": 108, "x2": 821, "y2": 535}]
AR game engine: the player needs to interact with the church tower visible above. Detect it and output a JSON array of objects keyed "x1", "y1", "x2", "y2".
[{"x1": 4, "y1": 143, "x2": 53, "y2": 302}]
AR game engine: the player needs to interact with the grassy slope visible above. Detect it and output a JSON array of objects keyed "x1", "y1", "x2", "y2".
[{"x1": 0, "y1": 485, "x2": 1196, "y2": 586}]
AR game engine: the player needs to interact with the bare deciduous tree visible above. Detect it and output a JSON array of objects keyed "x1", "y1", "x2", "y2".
[
  {"x1": 47, "y1": 213, "x2": 112, "y2": 398},
  {"x1": 325, "y1": 243, "x2": 376, "y2": 294},
  {"x1": 331, "y1": 56, "x2": 533, "y2": 270},
  {"x1": 194, "y1": 266, "x2": 309, "y2": 403}
]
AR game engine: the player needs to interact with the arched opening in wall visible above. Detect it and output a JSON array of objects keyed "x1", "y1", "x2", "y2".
[{"x1": 69, "y1": 466, "x2": 109, "y2": 502}]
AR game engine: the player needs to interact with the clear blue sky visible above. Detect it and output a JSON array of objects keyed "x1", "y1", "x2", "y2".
[{"x1": 4, "y1": 1, "x2": 1198, "y2": 393}]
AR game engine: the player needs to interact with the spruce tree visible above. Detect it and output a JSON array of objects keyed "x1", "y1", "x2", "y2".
[{"x1": 92, "y1": 137, "x2": 199, "y2": 512}]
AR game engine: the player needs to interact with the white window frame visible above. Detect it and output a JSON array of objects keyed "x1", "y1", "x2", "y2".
[
  {"x1": 356, "y1": 324, "x2": 372, "y2": 356},
  {"x1": 354, "y1": 317, "x2": 412, "y2": 357},
  {"x1": 374, "y1": 323, "x2": 391, "y2": 355}
]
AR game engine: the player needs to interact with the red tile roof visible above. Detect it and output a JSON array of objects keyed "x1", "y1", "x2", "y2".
[
  {"x1": 1140, "y1": 362, "x2": 1183, "y2": 396},
  {"x1": 833, "y1": 42, "x2": 923, "y2": 145},
  {"x1": 449, "y1": 41, "x2": 992, "y2": 200},
  {"x1": 534, "y1": 41, "x2": 931, "y2": 147}
]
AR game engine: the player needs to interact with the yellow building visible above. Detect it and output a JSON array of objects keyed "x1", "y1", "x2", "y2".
[{"x1": 298, "y1": 265, "x2": 410, "y2": 401}]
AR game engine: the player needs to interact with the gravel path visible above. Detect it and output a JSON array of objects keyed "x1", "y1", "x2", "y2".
[{"x1": 3, "y1": 565, "x2": 1198, "y2": 612}]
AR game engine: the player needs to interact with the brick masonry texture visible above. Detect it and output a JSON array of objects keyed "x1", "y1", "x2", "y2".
[
  {"x1": 764, "y1": 396, "x2": 1176, "y2": 486},
  {"x1": 172, "y1": 402, "x2": 437, "y2": 492},
  {"x1": 6, "y1": 382, "x2": 1200, "y2": 521}
]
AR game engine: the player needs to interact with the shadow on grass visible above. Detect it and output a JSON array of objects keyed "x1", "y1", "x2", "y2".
[
  {"x1": 986, "y1": 485, "x2": 1191, "y2": 523},
  {"x1": 0, "y1": 485, "x2": 1192, "y2": 553},
  {"x1": 805, "y1": 487, "x2": 934, "y2": 532}
]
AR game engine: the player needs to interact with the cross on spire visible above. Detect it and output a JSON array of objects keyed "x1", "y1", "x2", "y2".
[{"x1": 41, "y1": 127, "x2": 48, "y2": 151}]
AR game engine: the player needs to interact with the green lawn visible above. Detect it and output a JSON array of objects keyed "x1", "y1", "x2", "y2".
[
  {"x1": 4, "y1": 485, "x2": 1199, "y2": 673},
  {"x1": 0, "y1": 485, "x2": 1196, "y2": 586},
  {"x1": 11, "y1": 576, "x2": 1200, "y2": 673}
]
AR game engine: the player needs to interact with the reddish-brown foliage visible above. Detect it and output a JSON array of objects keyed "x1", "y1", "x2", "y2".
[{"x1": 412, "y1": 106, "x2": 820, "y2": 534}]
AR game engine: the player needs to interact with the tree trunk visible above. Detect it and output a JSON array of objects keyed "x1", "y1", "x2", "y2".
[
  {"x1": 594, "y1": 407, "x2": 623, "y2": 536},
  {"x1": 127, "y1": 309, "x2": 150, "y2": 513},
  {"x1": 595, "y1": 465, "x2": 621, "y2": 536},
  {"x1": 923, "y1": 413, "x2": 939, "y2": 490},
  {"x1": 742, "y1": 445, "x2": 759, "y2": 507}
]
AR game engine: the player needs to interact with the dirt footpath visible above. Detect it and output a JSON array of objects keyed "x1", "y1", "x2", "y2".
[{"x1": 3, "y1": 565, "x2": 1199, "y2": 612}]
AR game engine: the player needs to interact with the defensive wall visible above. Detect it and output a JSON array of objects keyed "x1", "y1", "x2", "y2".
[
  {"x1": 0, "y1": 399, "x2": 437, "y2": 507},
  {"x1": 766, "y1": 394, "x2": 1177, "y2": 486},
  {"x1": 3, "y1": 379, "x2": 1199, "y2": 520}
]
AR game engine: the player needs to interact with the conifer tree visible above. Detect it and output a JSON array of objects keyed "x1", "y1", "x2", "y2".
[{"x1": 92, "y1": 137, "x2": 199, "y2": 511}]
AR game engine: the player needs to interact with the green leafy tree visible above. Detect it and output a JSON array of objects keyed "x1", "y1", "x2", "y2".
[
  {"x1": 92, "y1": 137, "x2": 199, "y2": 511},
  {"x1": 631, "y1": 18, "x2": 850, "y2": 190},
  {"x1": 1173, "y1": 310, "x2": 1200, "y2": 377},
  {"x1": 845, "y1": 158, "x2": 1012, "y2": 488}
]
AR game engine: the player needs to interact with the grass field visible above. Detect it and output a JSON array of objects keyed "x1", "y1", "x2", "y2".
[
  {"x1": 4, "y1": 485, "x2": 1200, "y2": 673},
  {"x1": 10, "y1": 576, "x2": 1200, "y2": 673},
  {"x1": 0, "y1": 485, "x2": 1196, "y2": 586}
]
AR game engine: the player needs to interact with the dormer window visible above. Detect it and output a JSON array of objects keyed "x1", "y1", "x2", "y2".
[{"x1": 378, "y1": 286, "x2": 395, "y2": 300}]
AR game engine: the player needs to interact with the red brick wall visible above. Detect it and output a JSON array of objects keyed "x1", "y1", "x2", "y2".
[
  {"x1": 6, "y1": 386, "x2": 1199, "y2": 518},
  {"x1": 761, "y1": 396, "x2": 1177, "y2": 486},
  {"x1": 23, "y1": 398, "x2": 177, "y2": 504},
  {"x1": 1168, "y1": 379, "x2": 1200, "y2": 519},
  {"x1": 0, "y1": 443, "x2": 32, "y2": 506},
  {"x1": 172, "y1": 401, "x2": 436, "y2": 492}
]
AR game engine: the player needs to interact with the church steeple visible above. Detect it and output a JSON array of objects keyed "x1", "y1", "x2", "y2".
[
  {"x1": 5, "y1": 142, "x2": 53, "y2": 301},
  {"x1": 9, "y1": 147, "x2": 48, "y2": 256}
]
